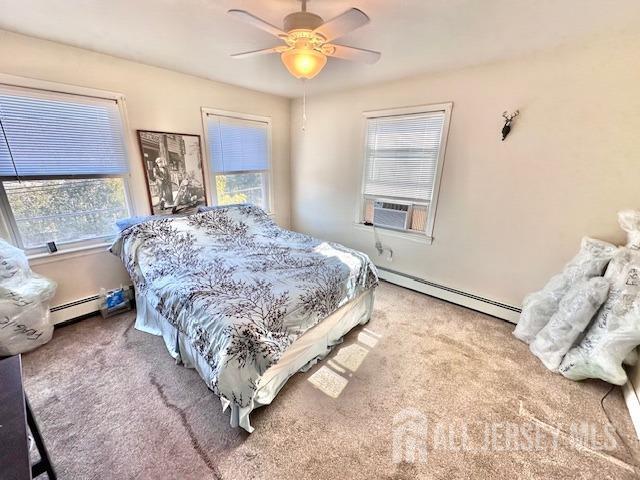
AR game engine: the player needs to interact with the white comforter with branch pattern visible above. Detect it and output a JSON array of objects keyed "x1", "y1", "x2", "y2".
[{"x1": 111, "y1": 205, "x2": 377, "y2": 409}]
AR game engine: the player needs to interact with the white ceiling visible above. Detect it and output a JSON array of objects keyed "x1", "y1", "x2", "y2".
[{"x1": 0, "y1": 0, "x2": 638, "y2": 98}]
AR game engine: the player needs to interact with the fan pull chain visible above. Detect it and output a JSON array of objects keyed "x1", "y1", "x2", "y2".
[{"x1": 302, "y1": 79, "x2": 307, "y2": 132}]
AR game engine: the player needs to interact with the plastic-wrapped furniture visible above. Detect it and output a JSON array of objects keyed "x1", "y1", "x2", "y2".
[
  {"x1": 0, "y1": 239, "x2": 57, "y2": 356},
  {"x1": 559, "y1": 247, "x2": 640, "y2": 384},
  {"x1": 513, "y1": 237, "x2": 617, "y2": 344},
  {"x1": 617, "y1": 209, "x2": 640, "y2": 366},
  {"x1": 529, "y1": 277, "x2": 609, "y2": 371},
  {"x1": 619, "y1": 210, "x2": 640, "y2": 251}
]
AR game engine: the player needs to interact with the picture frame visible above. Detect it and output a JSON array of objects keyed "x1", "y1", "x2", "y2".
[{"x1": 137, "y1": 130, "x2": 208, "y2": 215}]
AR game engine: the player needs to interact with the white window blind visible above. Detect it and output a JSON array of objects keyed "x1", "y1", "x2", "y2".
[
  {"x1": 363, "y1": 111, "x2": 446, "y2": 202},
  {"x1": 203, "y1": 110, "x2": 272, "y2": 211},
  {"x1": 206, "y1": 114, "x2": 269, "y2": 173},
  {"x1": 0, "y1": 85, "x2": 129, "y2": 179}
]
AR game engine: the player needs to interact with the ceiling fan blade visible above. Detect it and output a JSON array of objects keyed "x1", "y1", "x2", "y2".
[
  {"x1": 324, "y1": 44, "x2": 381, "y2": 64},
  {"x1": 313, "y1": 8, "x2": 370, "y2": 42},
  {"x1": 228, "y1": 9, "x2": 287, "y2": 38},
  {"x1": 230, "y1": 46, "x2": 289, "y2": 58}
]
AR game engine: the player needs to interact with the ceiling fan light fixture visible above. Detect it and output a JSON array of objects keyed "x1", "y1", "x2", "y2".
[
  {"x1": 281, "y1": 48, "x2": 327, "y2": 79},
  {"x1": 229, "y1": 2, "x2": 379, "y2": 81}
]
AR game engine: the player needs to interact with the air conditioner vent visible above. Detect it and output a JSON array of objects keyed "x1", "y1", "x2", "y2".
[{"x1": 373, "y1": 200, "x2": 412, "y2": 231}]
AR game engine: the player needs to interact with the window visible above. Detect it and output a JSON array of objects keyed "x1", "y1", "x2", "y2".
[
  {"x1": 203, "y1": 109, "x2": 271, "y2": 212},
  {"x1": 0, "y1": 83, "x2": 131, "y2": 252},
  {"x1": 361, "y1": 103, "x2": 451, "y2": 239}
]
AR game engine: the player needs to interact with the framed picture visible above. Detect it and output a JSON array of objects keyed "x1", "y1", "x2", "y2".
[{"x1": 137, "y1": 130, "x2": 207, "y2": 215}]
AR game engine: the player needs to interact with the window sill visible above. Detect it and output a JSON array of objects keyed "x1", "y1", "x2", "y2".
[
  {"x1": 353, "y1": 223, "x2": 433, "y2": 245},
  {"x1": 27, "y1": 241, "x2": 114, "y2": 266}
]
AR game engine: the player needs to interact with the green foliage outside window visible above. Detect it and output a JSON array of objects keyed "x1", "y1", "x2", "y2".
[
  {"x1": 4, "y1": 178, "x2": 128, "y2": 248},
  {"x1": 3, "y1": 171, "x2": 268, "y2": 249},
  {"x1": 215, "y1": 172, "x2": 266, "y2": 209},
  {"x1": 216, "y1": 175, "x2": 247, "y2": 205}
]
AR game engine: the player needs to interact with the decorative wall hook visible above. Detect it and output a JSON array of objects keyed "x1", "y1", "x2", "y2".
[{"x1": 501, "y1": 110, "x2": 520, "y2": 141}]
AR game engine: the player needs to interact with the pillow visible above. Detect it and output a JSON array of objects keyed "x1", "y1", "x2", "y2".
[
  {"x1": 196, "y1": 204, "x2": 246, "y2": 213},
  {"x1": 115, "y1": 215, "x2": 160, "y2": 231}
]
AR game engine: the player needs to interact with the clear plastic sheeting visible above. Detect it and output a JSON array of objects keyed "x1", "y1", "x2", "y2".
[
  {"x1": 0, "y1": 239, "x2": 56, "y2": 356},
  {"x1": 618, "y1": 209, "x2": 640, "y2": 369},
  {"x1": 619, "y1": 209, "x2": 640, "y2": 251},
  {"x1": 624, "y1": 349, "x2": 638, "y2": 366},
  {"x1": 529, "y1": 277, "x2": 609, "y2": 371},
  {"x1": 560, "y1": 248, "x2": 640, "y2": 385},
  {"x1": 618, "y1": 209, "x2": 640, "y2": 367},
  {"x1": 513, "y1": 237, "x2": 617, "y2": 344}
]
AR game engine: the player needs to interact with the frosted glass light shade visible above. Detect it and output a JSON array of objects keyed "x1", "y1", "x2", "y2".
[{"x1": 281, "y1": 48, "x2": 327, "y2": 79}]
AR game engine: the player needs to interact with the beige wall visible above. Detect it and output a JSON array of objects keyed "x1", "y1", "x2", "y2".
[
  {"x1": 290, "y1": 28, "x2": 640, "y2": 309},
  {"x1": 0, "y1": 29, "x2": 291, "y2": 308}
]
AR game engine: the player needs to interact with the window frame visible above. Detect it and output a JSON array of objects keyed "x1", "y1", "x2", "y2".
[
  {"x1": 0, "y1": 73, "x2": 136, "y2": 256},
  {"x1": 357, "y1": 102, "x2": 453, "y2": 242},
  {"x1": 201, "y1": 107, "x2": 273, "y2": 214}
]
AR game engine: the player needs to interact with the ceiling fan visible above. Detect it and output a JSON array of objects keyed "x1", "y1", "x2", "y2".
[{"x1": 228, "y1": 0, "x2": 381, "y2": 80}]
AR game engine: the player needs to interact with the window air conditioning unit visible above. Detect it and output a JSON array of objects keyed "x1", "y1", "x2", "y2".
[{"x1": 372, "y1": 200, "x2": 412, "y2": 231}]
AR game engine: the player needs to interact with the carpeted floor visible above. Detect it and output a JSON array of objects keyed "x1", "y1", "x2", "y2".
[{"x1": 22, "y1": 281, "x2": 640, "y2": 479}]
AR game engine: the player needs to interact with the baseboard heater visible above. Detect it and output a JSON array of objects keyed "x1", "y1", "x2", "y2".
[
  {"x1": 50, "y1": 294, "x2": 102, "y2": 326},
  {"x1": 47, "y1": 270, "x2": 521, "y2": 325},
  {"x1": 376, "y1": 266, "x2": 521, "y2": 323}
]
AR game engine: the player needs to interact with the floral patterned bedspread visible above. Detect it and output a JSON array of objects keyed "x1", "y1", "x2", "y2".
[{"x1": 111, "y1": 205, "x2": 378, "y2": 407}]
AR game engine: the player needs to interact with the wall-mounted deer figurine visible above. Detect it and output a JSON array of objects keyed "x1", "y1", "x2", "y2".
[{"x1": 501, "y1": 110, "x2": 520, "y2": 141}]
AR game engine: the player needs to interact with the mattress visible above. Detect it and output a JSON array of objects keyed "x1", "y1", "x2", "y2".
[{"x1": 135, "y1": 288, "x2": 375, "y2": 432}]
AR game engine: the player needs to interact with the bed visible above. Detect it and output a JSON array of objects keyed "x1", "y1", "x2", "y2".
[{"x1": 110, "y1": 205, "x2": 378, "y2": 432}]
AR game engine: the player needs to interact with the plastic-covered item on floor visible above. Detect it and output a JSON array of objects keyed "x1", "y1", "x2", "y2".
[
  {"x1": 624, "y1": 349, "x2": 638, "y2": 366},
  {"x1": 619, "y1": 209, "x2": 640, "y2": 250},
  {"x1": 0, "y1": 239, "x2": 57, "y2": 356},
  {"x1": 513, "y1": 237, "x2": 617, "y2": 344},
  {"x1": 529, "y1": 277, "x2": 609, "y2": 371},
  {"x1": 559, "y1": 248, "x2": 640, "y2": 385},
  {"x1": 0, "y1": 238, "x2": 30, "y2": 284},
  {"x1": 618, "y1": 210, "x2": 640, "y2": 369},
  {"x1": 617, "y1": 212, "x2": 640, "y2": 365}
]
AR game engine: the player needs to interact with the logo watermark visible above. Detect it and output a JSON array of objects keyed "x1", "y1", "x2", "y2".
[{"x1": 392, "y1": 405, "x2": 619, "y2": 465}]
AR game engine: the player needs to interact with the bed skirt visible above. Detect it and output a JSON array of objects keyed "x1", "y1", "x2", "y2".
[{"x1": 134, "y1": 289, "x2": 375, "y2": 432}]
